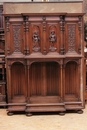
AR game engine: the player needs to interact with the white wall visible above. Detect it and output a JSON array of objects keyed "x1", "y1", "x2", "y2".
[{"x1": 0, "y1": 0, "x2": 83, "y2": 2}]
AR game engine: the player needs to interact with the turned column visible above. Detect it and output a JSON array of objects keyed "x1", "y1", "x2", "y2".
[
  {"x1": 42, "y1": 16, "x2": 47, "y2": 54},
  {"x1": 60, "y1": 60, "x2": 63, "y2": 101},
  {"x1": 5, "y1": 16, "x2": 10, "y2": 55},
  {"x1": 27, "y1": 61, "x2": 31, "y2": 102},
  {"x1": 42, "y1": 63, "x2": 47, "y2": 96},
  {"x1": 60, "y1": 15, "x2": 65, "y2": 55},
  {"x1": 8, "y1": 65, "x2": 11, "y2": 102}
]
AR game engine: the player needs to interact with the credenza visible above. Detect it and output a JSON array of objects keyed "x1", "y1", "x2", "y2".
[{"x1": 4, "y1": 13, "x2": 85, "y2": 115}]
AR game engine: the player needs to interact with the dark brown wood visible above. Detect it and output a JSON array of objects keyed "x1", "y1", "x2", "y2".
[{"x1": 4, "y1": 13, "x2": 84, "y2": 115}]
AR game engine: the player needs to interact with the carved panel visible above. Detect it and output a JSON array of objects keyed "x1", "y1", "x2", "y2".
[
  {"x1": 48, "y1": 25, "x2": 57, "y2": 52},
  {"x1": 49, "y1": 30, "x2": 57, "y2": 51},
  {"x1": 12, "y1": 25, "x2": 21, "y2": 52},
  {"x1": 32, "y1": 25, "x2": 41, "y2": 52},
  {"x1": 67, "y1": 24, "x2": 76, "y2": 52}
]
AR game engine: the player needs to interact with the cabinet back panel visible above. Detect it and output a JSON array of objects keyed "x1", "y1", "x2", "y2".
[{"x1": 29, "y1": 62, "x2": 60, "y2": 96}]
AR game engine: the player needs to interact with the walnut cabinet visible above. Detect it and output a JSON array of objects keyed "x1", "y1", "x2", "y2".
[{"x1": 4, "y1": 13, "x2": 85, "y2": 115}]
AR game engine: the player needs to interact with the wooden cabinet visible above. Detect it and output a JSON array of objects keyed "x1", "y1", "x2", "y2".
[{"x1": 4, "y1": 13, "x2": 85, "y2": 115}]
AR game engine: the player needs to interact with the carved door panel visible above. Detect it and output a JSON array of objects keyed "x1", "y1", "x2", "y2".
[
  {"x1": 29, "y1": 22, "x2": 42, "y2": 54},
  {"x1": 46, "y1": 23, "x2": 60, "y2": 53},
  {"x1": 10, "y1": 23, "x2": 24, "y2": 54},
  {"x1": 65, "y1": 22, "x2": 79, "y2": 54}
]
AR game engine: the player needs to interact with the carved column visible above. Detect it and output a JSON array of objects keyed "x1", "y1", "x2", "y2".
[
  {"x1": 78, "y1": 16, "x2": 82, "y2": 54},
  {"x1": 27, "y1": 61, "x2": 31, "y2": 102},
  {"x1": 60, "y1": 15, "x2": 65, "y2": 55},
  {"x1": 25, "y1": 16, "x2": 30, "y2": 55},
  {"x1": 60, "y1": 60, "x2": 63, "y2": 101},
  {"x1": 23, "y1": 16, "x2": 26, "y2": 55},
  {"x1": 8, "y1": 65, "x2": 11, "y2": 102},
  {"x1": 5, "y1": 17, "x2": 10, "y2": 55},
  {"x1": 80, "y1": 58, "x2": 84, "y2": 106},
  {"x1": 25, "y1": 64, "x2": 27, "y2": 97},
  {"x1": 78, "y1": 60, "x2": 81, "y2": 101},
  {"x1": 42, "y1": 63, "x2": 47, "y2": 96},
  {"x1": 42, "y1": 16, "x2": 47, "y2": 54}
]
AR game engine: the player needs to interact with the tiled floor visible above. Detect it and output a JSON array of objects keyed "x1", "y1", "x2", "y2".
[{"x1": 0, "y1": 105, "x2": 87, "y2": 130}]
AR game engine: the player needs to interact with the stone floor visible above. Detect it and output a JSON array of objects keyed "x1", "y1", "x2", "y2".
[{"x1": 0, "y1": 105, "x2": 87, "y2": 130}]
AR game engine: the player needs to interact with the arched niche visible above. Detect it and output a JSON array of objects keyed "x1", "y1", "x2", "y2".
[
  {"x1": 11, "y1": 62, "x2": 26, "y2": 98},
  {"x1": 29, "y1": 62, "x2": 61, "y2": 97},
  {"x1": 65, "y1": 61, "x2": 79, "y2": 100}
]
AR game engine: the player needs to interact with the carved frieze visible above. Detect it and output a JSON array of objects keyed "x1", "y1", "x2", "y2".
[
  {"x1": 68, "y1": 24, "x2": 76, "y2": 52},
  {"x1": 12, "y1": 25, "x2": 21, "y2": 52}
]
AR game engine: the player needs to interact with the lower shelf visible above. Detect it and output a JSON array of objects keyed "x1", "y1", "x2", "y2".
[{"x1": 6, "y1": 95, "x2": 84, "y2": 114}]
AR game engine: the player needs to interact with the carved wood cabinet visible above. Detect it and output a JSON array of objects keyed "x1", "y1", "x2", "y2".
[{"x1": 4, "y1": 13, "x2": 85, "y2": 115}]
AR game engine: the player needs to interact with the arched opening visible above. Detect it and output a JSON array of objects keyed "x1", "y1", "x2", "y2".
[
  {"x1": 11, "y1": 62, "x2": 26, "y2": 99},
  {"x1": 65, "y1": 61, "x2": 80, "y2": 101}
]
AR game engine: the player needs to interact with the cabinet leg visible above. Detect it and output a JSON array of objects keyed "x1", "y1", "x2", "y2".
[
  {"x1": 59, "y1": 111, "x2": 65, "y2": 116},
  {"x1": 7, "y1": 111, "x2": 13, "y2": 116},
  {"x1": 77, "y1": 110, "x2": 83, "y2": 114},
  {"x1": 26, "y1": 112, "x2": 32, "y2": 116}
]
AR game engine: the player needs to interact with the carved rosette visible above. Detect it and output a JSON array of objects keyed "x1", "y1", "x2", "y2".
[
  {"x1": 32, "y1": 31, "x2": 40, "y2": 52},
  {"x1": 49, "y1": 30, "x2": 57, "y2": 52},
  {"x1": 13, "y1": 25, "x2": 21, "y2": 52},
  {"x1": 68, "y1": 24, "x2": 76, "y2": 52}
]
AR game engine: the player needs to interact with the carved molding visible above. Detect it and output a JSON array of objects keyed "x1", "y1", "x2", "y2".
[{"x1": 64, "y1": 59, "x2": 80, "y2": 66}]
